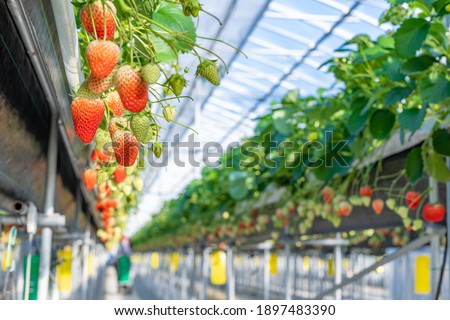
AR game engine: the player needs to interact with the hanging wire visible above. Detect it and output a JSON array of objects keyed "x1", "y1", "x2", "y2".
[{"x1": 434, "y1": 229, "x2": 448, "y2": 300}]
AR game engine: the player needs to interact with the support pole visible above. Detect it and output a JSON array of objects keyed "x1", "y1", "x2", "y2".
[
  {"x1": 334, "y1": 233, "x2": 343, "y2": 300},
  {"x1": 447, "y1": 157, "x2": 450, "y2": 299},
  {"x1": 181, "y1": 249, "x2": 188, "y2": 300},
  {"x1": 263, "y1": 243, "x2": 270, "y2": 300},
  {"x1": 38, "y1": 114, "x2": 58, "y2": 300},
  {"x1": 284, "y1": 242, "x2": 292, "y2": 300},
  {"x1": 429, "y1": 176, "x2": 440, "y2": 296},
  {"x1": 199, "y1": 247, "x2": 209, "y2": 300},
  {"x1": 226, "y1": 247, "x2": 235, "y2": 300},
  {"x1": 81, "y1": 232, "x2": 90, "y2": 300}
]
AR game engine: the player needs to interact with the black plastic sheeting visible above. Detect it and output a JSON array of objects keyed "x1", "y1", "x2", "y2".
[{"x1": 0, "y1": 0, "x2": 99, "y2": 232}]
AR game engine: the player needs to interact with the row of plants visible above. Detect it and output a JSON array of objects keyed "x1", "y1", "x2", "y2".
[
  {"x1": 132, "y1": 0, "x2": 450, "y2": 251},
  {"x1": 69, "y1": 0, "x2": 230, "y2": 249}
]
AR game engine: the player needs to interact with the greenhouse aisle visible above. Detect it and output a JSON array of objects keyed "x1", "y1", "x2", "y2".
[{"x1": 104, "y1": 266, "x2": 140, "y2": 300}]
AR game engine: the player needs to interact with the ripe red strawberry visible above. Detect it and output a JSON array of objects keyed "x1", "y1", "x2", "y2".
[
  {"x1": 423, "y1": 203, "x2": 446, "y2": 222},
  {"x1": 337, "y1": 201, "x2": 352, "y2": 217},
  {"x1": 359, "y1": 186, "x2": 373, "y2": 197},
  {"x1": 372, "y1": 199, "x2": 384, "y2": 214},
  {"x1": 105, "y1": 199, "x2": 117, "y2": 209},
  {"x1": 96, "y1": 200, "x2": 107, "y2": 212},
  {"x1": 88, "y1": 71, "x2": 115, "y2": 94},
  {"x1": 115, "y1": 65, "x2": 148, "y2": 112},
  {"x1": 276, "y1": 208, "x2": 284, "y2": 219},
  {"x1": 406, "y1": 225, "x2": 413, "y2": 231},
  {"x1": 93, "y1": 148, "x2": 114, "y2": 163},
  {"x1": 108, "y1": 117, "x2": 127, "y2": 137},
  {"x1": 83, "y1": 169, "x2": 97, "y2": 190},
  {"x1": 112, "y1": 130, "x2": 139, "y2": 167},
  {"x1": 80, "y1": 1, "x2": 116, "y2": 40},
  {"x1": 86, "y1": 40, "x2": 120, "y2": 79},
  {"x1": 113, "y1": 165, "x2": 126, "y2": 183},
  {"x1": 71, "y1": 98, "x2": 105, "y2": 143},
  {"x1": 250, "y1": 209, "x2": 259, "y2": 219},
  {"x1": 91, "y1": 149, "x2": 99, "y2": 161},
  {"x1": 405, "y1": 191, "x2": 421, "y2": 210},
  {"x1": 322, "y1": 187, "x2": 333, "y2": 204},
  {"x1": 105, "y1": 91, "x2": 124, "y2": 116}
]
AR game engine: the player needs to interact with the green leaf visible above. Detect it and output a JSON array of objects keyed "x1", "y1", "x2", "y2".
[
  {"x1": 354, "y1": 46, "x2": 388, "y2": 63},
  {"x1": 369, "y1": 109, "x2": 395, "y2": 139},
  {"x1": 394, "y1": 18, "x2": 431, "y2": 58},
  {"x1": 384, "y1": 86, "x2": 413, "y2": 105},
  {"x1": 432, "y1": 129, "x2": 450, "y2": 156},
  {"x1": 347, "y1": 98, "x2": 370, "y2": 135},
  {"x1": 423, "y1": 149, "x2": 450, "y2": 182},
  {"x1": 418, "y1": 73, "x2": 450, "y2": 103},
  {"x1": 228, "y1": 171, "x2": 254, "y2": 200},
  {"x1": 272, "y1": 110, "x2": 292, "y2": 136},
  {"x1": 151, "y1": 2, "x2": 196, "y2": 54},
  {"x1": 406, "y1": 147, "x2": 424, "y2": 184},
  {"x1": 136, "y1": 33, "x2": 177, "y2": 63},
  {"x1": 401, "y1": 55, "x2": 436, "y2": 74},
  {"x1": 377, "y1": 35, "x2": 395, "y2": 49},
  {"x1": 398, "y1": 105, "x2": 427, "y2": 132},
  {"x1": 383, "y1": 57, "x2": 405, "y2": 81}
]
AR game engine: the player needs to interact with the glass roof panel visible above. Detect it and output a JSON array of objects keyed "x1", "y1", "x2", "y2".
[{"x1": 130, "y1": 0, "x2": 393, "y2": 234}]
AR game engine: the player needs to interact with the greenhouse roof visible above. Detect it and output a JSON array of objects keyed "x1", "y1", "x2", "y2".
[{"x1": 129, "y1": 0, "x2": 390, "y2": 233}]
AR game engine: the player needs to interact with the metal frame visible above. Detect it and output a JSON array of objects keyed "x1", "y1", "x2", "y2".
[{"x1": 314, "y1": 226, "x2": 446, "y2": 299}]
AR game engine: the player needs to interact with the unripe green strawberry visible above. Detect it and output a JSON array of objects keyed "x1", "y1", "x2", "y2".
[
  {"x1": 163, "y1": 105, "x2": 176, "y2": 122},
  {"x1": 395, "y1": 206, "x2": 409, "y2": 218},
  {"x1": 167, "y1": 74, "x2": 186, "y2": 96},
  {"x1": 125, "y1": 160, "x2": 138, "y2": 176},
  {"x1": 122, "y1": 184, "x2": 132, "y2": 196},
  {"x1": 180, "y1": 0, "x2": 201, "y2": 17},
  {"x1": 153, "y1": 142, "x2": 163, "y2": 158},
  {"x1": 133, "y1": 176, "x2": 144, "y2": 192},
  {"x1": 95, "y1": 129, "x2": 111, "y2": 151},
  {"x1": 196, "y1": 59, "x2": 220, "y2": 86},
  {"x1": 361, "y1": 196, "x2": 371, "y2": 207},
  {"x1": 386, "y1": 198, "x2": 396, "y2": 210},
  {"x1": 412, "y1": 219, "x2": 423, "y2": 231},
  {"x1": 140, "y1": 63, "x2": 160, "y2": 84},
  {"x1": 130, "y1": 113, "x2": 153, "y2": 144},
  {"x1": 97, "y1": 169, "x2": 109, "y2": 186},
  {"x1": 77, "y1": 81, "x2": 100, "y2": 99}
]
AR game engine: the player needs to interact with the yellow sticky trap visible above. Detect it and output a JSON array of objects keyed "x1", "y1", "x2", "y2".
[
  {"x1": 327, "y1": 258, "x2": 334, "y2": 277},
  {"x1": 87, "y1": 254, "x2": 94, "y2": 276},
  {"x1": 210, "y1": 251, "x2": 227, "y2": 285},
  {"x1": 151, "y1": 253, "x2": 159, "y2": 269},
  {"x1": 343, "y1": 258, "x2": 349, "y2": 270},
  {"x1": 302, "y1": 256, "x2": 310, "y2": 271},
  {"x1": 318, "y1": 258, "x2": 324, "y2": 268},
  {"x1": 269, "y1": 253, "x2": 278, "y2": 275},
  {"x1": 170, "y1": 252, "x2": 179, "y2": 272},
  {"x1": 415, "y1": 255, "x2": 431, "y2": 294},
  {"x1": 2, "y1": 250, "x2": 12, "y2": 271},
  {"x1": 56, "y1": 247, "x2": 72, "y2": 293}
]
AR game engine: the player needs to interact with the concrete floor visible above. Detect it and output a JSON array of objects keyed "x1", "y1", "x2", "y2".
[{"x1": 104, "y1": 266, "x2": 140, "y2": 300}]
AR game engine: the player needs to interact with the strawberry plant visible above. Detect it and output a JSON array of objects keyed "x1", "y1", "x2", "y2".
[
  {"x1": 70, "y1": 0, "x2": 237, "y2": 247},
  {"x1": 132, "y1": 0, "x2": 450, "y2": 251}
]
